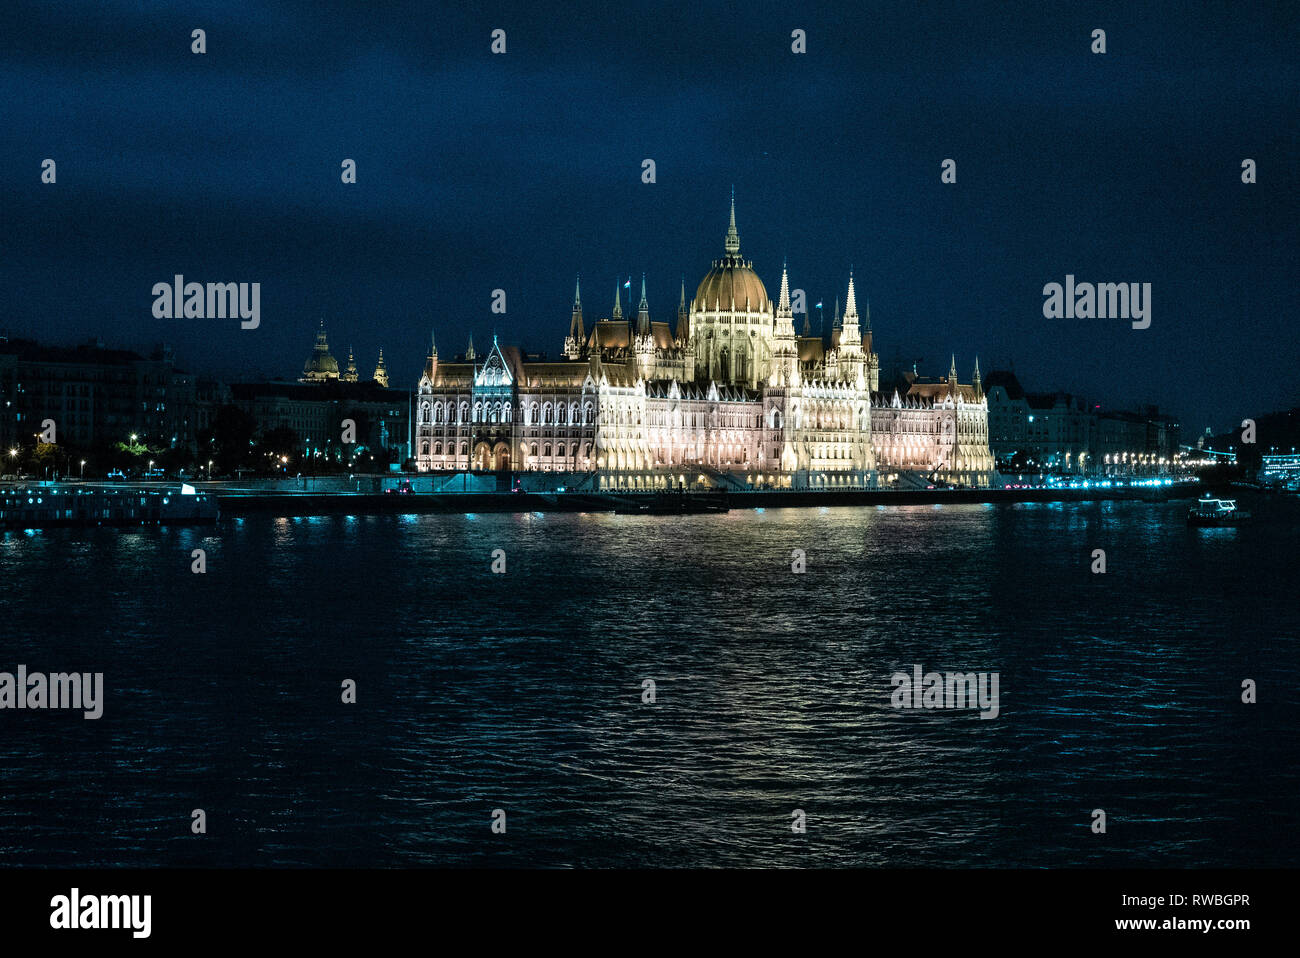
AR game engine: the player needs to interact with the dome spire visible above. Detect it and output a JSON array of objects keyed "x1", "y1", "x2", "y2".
[{"x1": 724, "y1": 186, "x2": 740, "y2": 256}]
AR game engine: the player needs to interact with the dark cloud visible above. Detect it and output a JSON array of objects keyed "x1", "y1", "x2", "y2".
[{"x1": 3, "y1": 0, "x2": 1297, "y2": 431}]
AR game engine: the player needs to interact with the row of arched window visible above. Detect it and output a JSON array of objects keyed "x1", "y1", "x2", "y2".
[{"x1": 421, "y1": 399, "x2": 596, "y2": 426}]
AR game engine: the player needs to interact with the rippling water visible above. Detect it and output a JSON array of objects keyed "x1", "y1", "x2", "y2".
[{"x1": 1, "y1": 496, "x2": 1297, "y2": 867}]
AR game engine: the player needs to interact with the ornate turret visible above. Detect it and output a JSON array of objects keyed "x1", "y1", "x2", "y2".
[
  {"x1": 565, "y1": 275, "x2": 585, "y2": 359},
  {"x1": 838, "y1": 272, "x2": 864, "y2": 386},
  {"x1": 841, "y1": 272, "x2": 862, "y2": 349},
  {"x1": 342, "y1": 346, "x2": 359, "y2": 382},
  {"x1": 775, "y1": 260, "x2": 797, "y2": 340},
  {"x1": 636, "y1": 274, "x2": 651, "y2": 337},
  {"x1": 772, "y1": 260, "x2": 800, "y2": 388},
  {"x1": 373, "y1": 348, "x2": 389, "y2": 387},
  {"x1": 634, "y1": 274, "x2": 656, "y2": 379}
]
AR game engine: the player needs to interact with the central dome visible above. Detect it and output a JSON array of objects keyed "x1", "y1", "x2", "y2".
[
  {"x1": 302, "y1": 322, "x2": 340, "y2": 378},
  {"x1": 694, "y1": 194, "x2": 768, "y2": 313}
]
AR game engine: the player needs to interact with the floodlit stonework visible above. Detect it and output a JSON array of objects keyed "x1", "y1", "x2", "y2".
[{"x1": 415, "y1": 197, "x2": 995, "y2": 490}]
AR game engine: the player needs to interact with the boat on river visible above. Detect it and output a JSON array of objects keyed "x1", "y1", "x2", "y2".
[
  {"x1": 0, "y1": 483, "x2": 219, "y2": 530},
  {"x1": 1186, "y1": 497, "x2": 1250, "y2": 527}
]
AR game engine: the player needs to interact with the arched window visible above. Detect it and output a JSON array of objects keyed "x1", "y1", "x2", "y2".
[
  {"x1": 434, "y1": 442, "x2": 442, "y2": 455},
  {"x1": 530, "y1": 443, "x2": 539, "y2": 458},
  {"x1": 557, "y1": 442, "x2": 566, "y2": 458},
  {"x1": 543, "y1": 443, "x2": 551, "y2": 457},
  {"x1": 421, "y1": 441, "x2": 429, "y2": 455}
]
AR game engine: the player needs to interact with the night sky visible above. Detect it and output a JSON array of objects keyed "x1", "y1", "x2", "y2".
[{"x1": 4, "y1": 0, "x2": 1297, "y2": 433}]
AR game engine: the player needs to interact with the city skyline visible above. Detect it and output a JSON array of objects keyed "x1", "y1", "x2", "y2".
[{"x1": 5, "y1": 2, "x2": 1297, "y2": 437}]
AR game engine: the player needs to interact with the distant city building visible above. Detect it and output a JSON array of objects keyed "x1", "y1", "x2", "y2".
[
  {"x1": 415, "y1": 195, "x2": 996, "y2": 489},
  {"x1": 0, "y1": 335, "x2": 212, "y2": 454},
  {"x1": 228, "y1": 379, "x2": 409, "y2": 462},
  {"x1": 300, "y1": 322, "x2": 340, "y2": 383},
  {"x1": 342, "y1": 346, "x2": 359, "y2": 383},
  {"x1": 982, "y1": 369, "x2": 1030, "y2": 466},
  {"x1": 984, "y1": 367, "x2": 1180, "y2": 473},
  {"x1": 299, "y1": 322, "x2": 387, "y2": 389}
]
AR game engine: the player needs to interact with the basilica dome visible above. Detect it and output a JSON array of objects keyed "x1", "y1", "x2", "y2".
[
  {"x1": 694, "y1": 195, "x2": 769, "y2": 313},
  {"x1": 301, "y1": 322, "x2": 340, "y2": 381}
]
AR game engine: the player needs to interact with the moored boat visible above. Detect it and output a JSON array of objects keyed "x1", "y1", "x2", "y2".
[{"x1": 0, "y1": 483, "x2": 220, "y2": 530}]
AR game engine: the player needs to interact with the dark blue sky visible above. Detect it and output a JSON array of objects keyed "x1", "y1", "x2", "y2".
[{"x1": 4, "y1": 0, "x2": 1297, "y2": 433}]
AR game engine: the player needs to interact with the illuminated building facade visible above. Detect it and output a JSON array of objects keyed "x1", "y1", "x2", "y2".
[{"x1": 415, "y1": 197, "x2": 995, "y2": 489}]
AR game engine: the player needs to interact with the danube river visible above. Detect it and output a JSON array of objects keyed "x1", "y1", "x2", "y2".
[{"x1": 2, "y1": 496, "x2": 1297, "y2": 867}]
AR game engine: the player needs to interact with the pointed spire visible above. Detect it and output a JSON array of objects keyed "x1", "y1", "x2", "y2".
[
  {"x1": 845, "y1": 270, "x2": 859, "y2": 321},
  {"x1": 637, "y1": 273, "x2": 650, "y2": 335},
  {"x1": 430, "y1": 328, "x2": 437, "y2": 356},
  {"x1": 973, "y1": 356, "x2": 982, "y2": 397},
  {"x1": 949, "y1": 354, "x2": 959, "y2": 393},
  {"x1": 675, "y1": 275, "x2": 690, "y2": 342},
  {"x1": 466, "y1": 333, "x2": 476, "y2": 361},
  {"x1": 723, "y1": 186, "x2": 740, "y2": 256},
  {"x1": 774, "y1": 261, "x2": 796, "y2": 346},
  {"x1": 573, "y1": 274, "x2": 581, "y2": 309},
  {"x1": 612, "y1": 279, "x2": 622, "y2": 321}
]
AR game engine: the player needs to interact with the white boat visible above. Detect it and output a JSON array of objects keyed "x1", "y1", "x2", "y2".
[{"x1": 1187, "y1": 497, "x2": 1250, "y2": 527}]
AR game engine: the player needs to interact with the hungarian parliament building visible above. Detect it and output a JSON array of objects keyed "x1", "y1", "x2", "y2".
[{"x1": 414, "y1": 197, "x2": 995, "y2": 490}]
